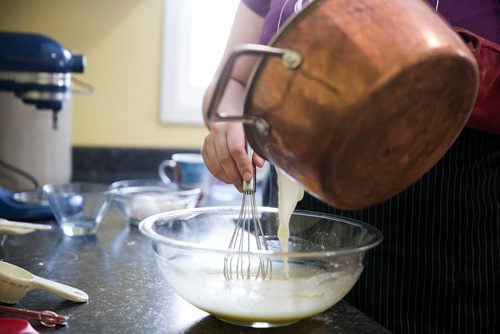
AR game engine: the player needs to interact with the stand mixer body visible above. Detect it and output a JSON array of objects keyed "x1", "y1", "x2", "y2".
[
  {"x1": 0, "y1": 31, "x2": 87, "y2": 220},
  {"x1": 0, "y1": 31, "x2": 85, "y2": 124}
]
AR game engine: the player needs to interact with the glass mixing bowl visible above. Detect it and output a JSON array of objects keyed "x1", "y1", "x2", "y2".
[
  {"x1": 139, "y1": 206, "x2": 382, "y2": 328},
  {"x1": 109, "y1": 179, "x2": 201, "y2": 226}
]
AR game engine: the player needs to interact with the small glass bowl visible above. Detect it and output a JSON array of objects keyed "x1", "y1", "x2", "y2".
[
  {"x1": 42, "y1": 182, "x2": 110, "y2": 236},
  {"x1": 109, "y1": 179, "x2": 201, "y2": 226}
]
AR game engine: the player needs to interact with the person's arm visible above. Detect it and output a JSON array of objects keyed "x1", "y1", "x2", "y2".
[{"x1": 201, "y1": 2, "x2": 266, "y2": 191}]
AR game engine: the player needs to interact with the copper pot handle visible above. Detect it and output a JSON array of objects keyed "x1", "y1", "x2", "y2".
[{"x1": 206, "y1": 43, "x2": 302, "y2": 135}]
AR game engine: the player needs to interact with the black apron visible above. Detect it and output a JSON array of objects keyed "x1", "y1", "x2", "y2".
[{"x1": 263, "y1": 128, "x2": 500, "y2": 333}]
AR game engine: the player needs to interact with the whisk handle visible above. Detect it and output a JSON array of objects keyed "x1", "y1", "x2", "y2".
[
  {"x1": 242, "y1": 164, "x2": 256, "y2": 192},
  {"x1": 243, "y1": 143, "x2": 256, "y2": 192}
]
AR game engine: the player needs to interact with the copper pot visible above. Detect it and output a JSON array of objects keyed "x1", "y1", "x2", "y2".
[{"x1": 207, "y1": 0, "x2": 478, "y2": 209}]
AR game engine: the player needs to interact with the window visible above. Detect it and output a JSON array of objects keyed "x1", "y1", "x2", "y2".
[{"x1": 160, "y1": 0, "x2": 239, "y2": 124}]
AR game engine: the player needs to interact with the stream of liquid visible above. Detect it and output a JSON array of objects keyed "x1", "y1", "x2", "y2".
[{"x1": 276, "y1": 167, "x2": 304, "y2": 275}]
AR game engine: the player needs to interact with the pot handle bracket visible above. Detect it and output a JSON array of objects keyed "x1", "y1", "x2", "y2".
[{"x1": 206, "y1": 44, "x2": 302, "y2": 136}]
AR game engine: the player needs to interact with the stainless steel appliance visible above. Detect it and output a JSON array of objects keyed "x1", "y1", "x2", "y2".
[{"x1": 0, "y1": 31, "x2": 89, "y2": 220}]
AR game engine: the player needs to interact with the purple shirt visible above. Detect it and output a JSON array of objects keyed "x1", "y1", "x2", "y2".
[{"x1": 242, "y1": 0, "x2": 500, "y2": 44}]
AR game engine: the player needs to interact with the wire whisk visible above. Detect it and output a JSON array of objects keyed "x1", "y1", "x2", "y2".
[{"x1": 224, "y1": 145, "x2": 272, "y2": 280}]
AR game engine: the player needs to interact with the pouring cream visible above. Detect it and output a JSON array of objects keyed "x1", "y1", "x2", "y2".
[{"x1": 276, "y1": 166, "x2": 304, "y2": 275}]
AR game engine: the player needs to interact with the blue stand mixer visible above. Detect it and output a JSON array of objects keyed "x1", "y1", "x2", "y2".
[{"x1": 0, "y1": 31, "x2": 87, "y2": 221}]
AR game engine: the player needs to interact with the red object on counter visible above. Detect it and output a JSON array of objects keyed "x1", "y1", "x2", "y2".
[{"x1": 0, "y1": 318, "x2": 40, "y2": 334}]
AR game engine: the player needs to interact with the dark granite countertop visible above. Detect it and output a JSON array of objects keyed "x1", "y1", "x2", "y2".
[{"x1": 0, "y1": 206, "x2": 391, "y2": 333}]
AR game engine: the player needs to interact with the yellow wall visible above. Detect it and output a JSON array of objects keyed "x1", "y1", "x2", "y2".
[{"x1": 0, "y1": 0, "x2": 208, "y2": 149}]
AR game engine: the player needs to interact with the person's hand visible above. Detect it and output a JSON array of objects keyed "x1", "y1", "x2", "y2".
[{"x1": 202, "y1": 121, "x2": 265, "y2": 192}]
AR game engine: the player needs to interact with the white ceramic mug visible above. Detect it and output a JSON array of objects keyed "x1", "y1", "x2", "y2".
[{"x1": 158, "y1": 153, "x2": 211, "y2": 205}]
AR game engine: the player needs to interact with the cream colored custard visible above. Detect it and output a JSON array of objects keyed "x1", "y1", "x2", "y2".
[{"x1": 160, "y1": 255, "x2": 362, "y2": 325}]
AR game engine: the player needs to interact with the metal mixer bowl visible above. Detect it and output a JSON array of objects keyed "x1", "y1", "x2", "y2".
[{"x1": 139, "y1": 206, "x2": 382, "y2": 328}]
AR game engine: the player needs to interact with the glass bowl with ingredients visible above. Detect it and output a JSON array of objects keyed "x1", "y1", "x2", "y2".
[
  {"x1": 109, "y1": 179, "x2": 201, "y2": 226},
  {"x1": 139, "y1": 206, "x2": 382, "y2": 328}
]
